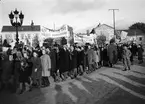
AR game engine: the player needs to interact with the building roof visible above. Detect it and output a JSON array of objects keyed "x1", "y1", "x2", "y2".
[
  {"x1": 117, "y1": 29, "x2": 128, "y2": 32},
  {"x1": 1, "y1": 25, "x2": 41, "y2": 32},
  {"x1": 127, "y1": 29, "x2": 145, "y2": 36}
]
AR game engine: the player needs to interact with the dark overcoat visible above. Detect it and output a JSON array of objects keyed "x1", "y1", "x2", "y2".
[
  {"x1": 31, "y1": 57, "x2": 42, "y2": 79},
  {"x1": 49, "y1": 49, "x2": 57, "y2": 72},
  {"x1": 70, "y1": 50, "x2": 77, "y2": 70},
  {"x1": 107, "y1": 43, "x2": 118, "y2": 64},
  {"x1": 138, "y1": 47, "x2": 144, "y2": 60},
  {"x1": 1, "y1": 56, "x2": 13, "y2": 83},
  {"x1": 59, "y1": 48, "x2": 70, "y2": 73}
]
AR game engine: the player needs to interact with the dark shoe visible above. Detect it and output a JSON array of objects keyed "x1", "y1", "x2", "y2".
[
  {"x1": 122, "y1": 69, "x2": 127, "y2": 71},
  {"x1": 44, "y1": 77, "x2": 50, "y2": 87},
  {"x1": 29, "y1": 87, "x2": 32, "y2": 92},
  {"x1": 18, "y1": 89, "x2": 23, "y2": 94}
]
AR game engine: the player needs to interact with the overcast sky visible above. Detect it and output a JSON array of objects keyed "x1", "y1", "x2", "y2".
[{"x1": 0, "y1": 0, "x2": 145, "y2": 32}]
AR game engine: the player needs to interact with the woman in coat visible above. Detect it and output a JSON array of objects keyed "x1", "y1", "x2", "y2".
[
  {"x1": 40, "y1": 49, "x2": 51, "y2": 87},
  {"x1": 31, "y1": 51, "x2": 42, "y2": 88}
]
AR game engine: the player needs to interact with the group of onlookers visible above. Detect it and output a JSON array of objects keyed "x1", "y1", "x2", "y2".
[{"x1": 0, "y1": 41, "x2": 144, "y2": 94}]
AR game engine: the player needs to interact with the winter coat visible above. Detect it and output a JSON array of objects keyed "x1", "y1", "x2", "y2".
[
  {"x1": 31, "y1": 57, "x2": 42, "y2": 79},
  {"x1": 93, "y1": 50, "x2": 99, "y2": 63},
  {"x1": 1, "y1": 55, "x2": 13, "y2": 83},
  {"x1": 138, "y1": 47, "x2": 144, "y2": 60},
  {"x1": 107, "y1": 43, "x2": 118, "y2": 64},
  {"x1": 70, "y1": 50, "x2": 77, "y2": 70},
  {"x1": 103, "y1": 48, "x2": 109, "y2": 61},
  {"x1": 86, "y1": 49, "x2": 94, "y2": 64},
  {"x1": 19, "y1": 64, "x2": 30, "y2": 83},
  {"x1": 40, "y1": 54, "x2": 51, "y2": 77},
  {"x1": 59, "y1": 48, "x2": 70, "y2": 73},
  {"x1": 122, "y1": 49, "x2": 131, "y2": 68},
  {"x1": 49, "y1": 49, "x2": 57, "y2": 72}
]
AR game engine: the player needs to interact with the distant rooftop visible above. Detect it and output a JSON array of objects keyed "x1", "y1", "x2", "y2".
[{"x1": 1, "y1": 25, "x2": 41, "y2": 32}]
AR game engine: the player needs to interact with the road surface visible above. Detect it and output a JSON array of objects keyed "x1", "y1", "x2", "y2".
[{"x1": 0, "y1": 61, "x2": 145, "y2": 104}]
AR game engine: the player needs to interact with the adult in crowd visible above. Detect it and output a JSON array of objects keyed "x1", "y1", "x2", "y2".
[
  {"x1": 14, "y1": 48, "x2": 23, "y2": 92},
  {"x1": 18, "y1": 59, "x2": 31, "y2": 94},
  {"x1": 137, "y1": 44, "x2": 144, "y2": 64},
  {"x1": 49, "y1": 45, "x2": 57, "y2": 82},
  {"x1": 69, "y1": 45, "x2": 78, "y2": 78},
  {"x1": 23, "y1": 52, "x2": 33, "y2": 90},
  {"x1": 107, "y1": 39, "x2": 118, "y2": 67},
  {"x1": 102, "y1": 45, "x2": 109, "y2": 66},
  {"x1": 93, "y1": 46, "x2": 99, "y2": 69},
  {"x1": 76, "y1": 46, "x2": 84, "y2": 75},
  {"x1": 117, "y1": 44, "x2": 123, "y2": 61},
  {"x1": 1, "y1": 53, "x2": 13, "y2": 90},
  {"x1": 128, "y1": 44, "x2": 134, "y2": 65},
  {"x1": 59, "y1": 44, "x2": 70, "y2": 80},
  {"x1": 86, "y1": 44, "x2": 95, "y2": 73},
  {"x1": 40, "y1": 49, "x2": 51, "y2": 87},
  {"x1": 31, "y1": 51, "x2": 42, "y2": 88},
  {"x1": 84, "y1": 45, "x2": 89, "y2": 72},
  {"x1": 122, "y1": 44, "x2": 132, "y2": 71}
]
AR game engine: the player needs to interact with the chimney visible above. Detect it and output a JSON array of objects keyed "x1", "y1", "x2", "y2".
[
  {"x1": 31, "y1": 20, "x2": 34, "y2": 27},
  {"x1": 98, "y1": 23, "x2": 101, "y2": 27}
]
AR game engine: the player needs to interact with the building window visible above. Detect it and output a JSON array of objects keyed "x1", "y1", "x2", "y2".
[{"x1": 139, "y1": 37, "x2": 142, "y2": 41}]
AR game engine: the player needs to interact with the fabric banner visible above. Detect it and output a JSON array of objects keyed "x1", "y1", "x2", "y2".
[
  {"x1": 41, "y1": 25, "x2": 69, "y2": 38},
  {"x1": 74, "y1": 34, "x2": 94, "y2": 44},
  {"x1": 121, "y1": 31, "x2": 128, "y2": 40}
]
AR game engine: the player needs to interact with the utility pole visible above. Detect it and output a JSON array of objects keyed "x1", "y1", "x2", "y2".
[{"x1": 109, "y1": 9, "x2": 119, "y2": 41}]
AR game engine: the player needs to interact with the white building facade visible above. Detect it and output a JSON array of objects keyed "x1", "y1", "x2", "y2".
[
  {"x1": 1, "y1": 24, "x2": 74, "y2": 48},
  {"x1": 93, "y1": 24, "x2": 115, "y2": 43},
  {"x1": 1, "y1": 25, "x2": 41, "y2": 48}
]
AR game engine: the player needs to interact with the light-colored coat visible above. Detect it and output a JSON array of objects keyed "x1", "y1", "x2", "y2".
[
  {"x1": 40, "y1": 54, "x2": 51, "y2": 77},
  {"x1": 93, "y1": 51, "x2": 99, "y2": 63},
  {"x1": 86, "y1": 49, "x2": 95, "y2": 64},
  {"x1": 122, "y1": 49, "x2": 131, "y2": 69}
]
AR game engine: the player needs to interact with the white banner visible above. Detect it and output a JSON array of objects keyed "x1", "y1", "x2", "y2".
[
  {"x1": 41, "y1": 26, "x2": 69, "y2": 38},
  {"x1": 121, "y1": 31, "x2": 128, "y2": 40},
  {"x1": 74, "y1": 34, "x2": 94, "y2": 44}
]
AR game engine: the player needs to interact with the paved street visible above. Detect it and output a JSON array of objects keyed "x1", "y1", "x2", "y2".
[{"x1": 0, "y1": 61, "x2": 145, "y2": 104}]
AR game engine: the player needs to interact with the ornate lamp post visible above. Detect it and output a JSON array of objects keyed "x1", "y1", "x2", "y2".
[{"x1": 9, "y1": 8, "x2": 24, "y2": 45}]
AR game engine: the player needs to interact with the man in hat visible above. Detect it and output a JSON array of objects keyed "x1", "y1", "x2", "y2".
[
  {"x1": 107, "y1": 39, "x2": 118, "y2": 67},
  {"x1": 59, "y1": 41, "x2": 70, "y2": 80}
]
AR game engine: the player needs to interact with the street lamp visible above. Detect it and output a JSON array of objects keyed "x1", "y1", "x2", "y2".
[{"x1": 9, "y1": 8, "x2": 24, "y2": 45}]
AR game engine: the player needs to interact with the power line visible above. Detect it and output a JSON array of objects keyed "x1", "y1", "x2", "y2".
[{"x1": 109, "y1": 9, "x2": 119, "y2": 40}]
